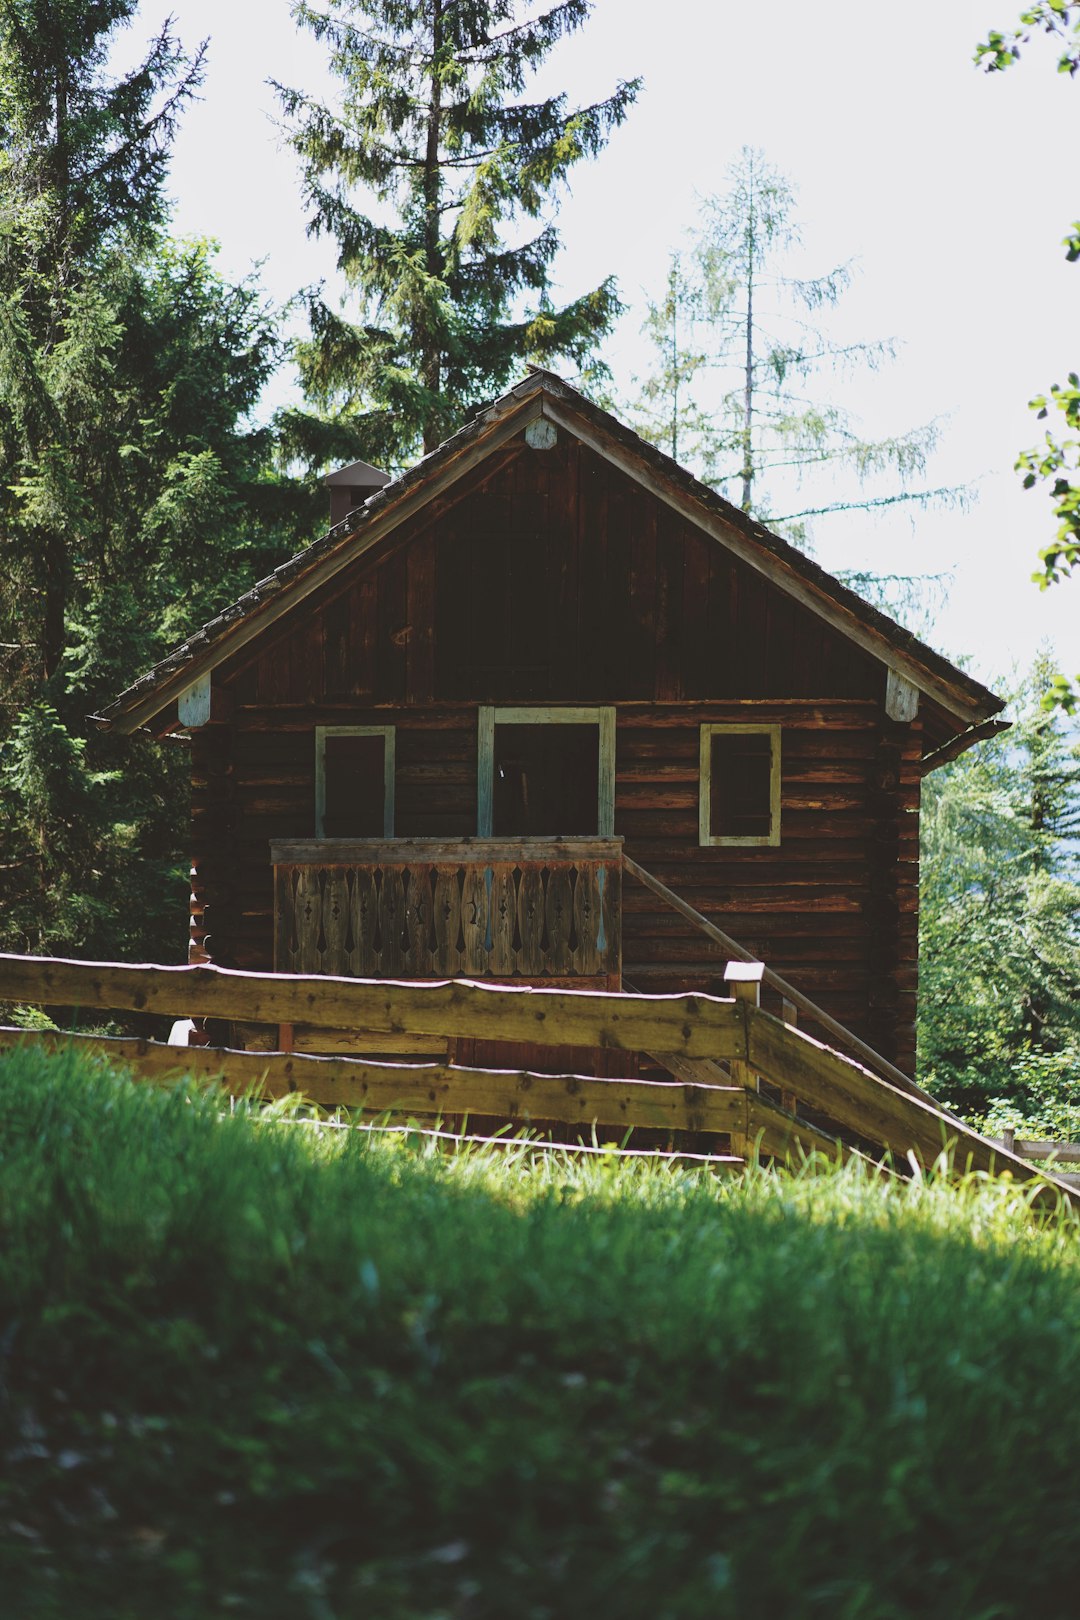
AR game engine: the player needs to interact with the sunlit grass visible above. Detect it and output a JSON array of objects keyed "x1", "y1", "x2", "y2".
[{"x1": 2, "y1": 1042, "x2": 1079, "y2": 1619}]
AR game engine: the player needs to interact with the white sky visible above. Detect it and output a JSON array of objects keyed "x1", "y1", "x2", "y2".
[{"x1": 125, "y1": 0, "x2": 1079, "y2": 693}]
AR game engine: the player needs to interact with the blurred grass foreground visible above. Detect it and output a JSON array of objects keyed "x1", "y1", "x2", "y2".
[{"x1": 2, "y1": 1043, "x2": 1080, "y2": 1619}]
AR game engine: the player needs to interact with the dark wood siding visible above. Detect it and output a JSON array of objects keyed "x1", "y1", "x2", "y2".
[
  {"x1": 223, "y1": 440, "x2": 883, "y2": 710},
  {"x1": 201, "y1": 427, "x2": 921, "y2": 1073}
]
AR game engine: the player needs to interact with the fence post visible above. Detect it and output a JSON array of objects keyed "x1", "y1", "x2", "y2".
[
  {"x1": 1002, "y1": 1126, "x2": 1015, "y2": 1156},
  {"x1": 780, "y1": 998, "x2": 799, "y2": 1117},
  {"x1": 726, "y1": 961, "x2": 764, "y2": 1162}
]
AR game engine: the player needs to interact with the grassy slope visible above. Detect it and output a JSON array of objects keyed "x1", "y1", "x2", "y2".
[{"x1": 2, "y1": 1045, "x2": 1080, "y2": 1619}]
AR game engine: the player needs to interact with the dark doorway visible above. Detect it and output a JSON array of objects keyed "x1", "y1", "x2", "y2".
[{"x1": 493, "y1": 723, "x2": 599, "y2": 836}]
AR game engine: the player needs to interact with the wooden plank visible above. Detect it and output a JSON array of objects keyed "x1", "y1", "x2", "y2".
[
  {"x1": 545, "y1": 865, "x2": 573, "y2": 975},
  {"x1": 432, "y1": 867, "x2": 462, "y2": 976},
  {"x1": 885, "y1": 669, "x2": 919, "y2": 721},
  {"x1": 294, "y1": 867, "x2": 322, "y2": 974},
  {"x1": 476, "y1": 707, "x2": 495, "y2": 837},
  {"x1": 490, "y1": 865, "x2": 517, "y2": 976},
  {"x1": 321, "y1": 868, "x2": 349, "y2": 976},
  {"x1": 351, "y1": 867, "x2": 379, "y2": 975},
  {"x1": 460, "y1": 866, "x2": 488, "y2": 976},
  {"x1": 601, "y1": 858, "x2": 621, "y2": 986},
  {"x1": 622, "y1": 854, "x2": 928, "y2": 1099},
  {"x1": 744, "y1": 1006, "x2": 1076, "y2": 1201},
  {"x1": 1004, "y1": 1138, "x2": 1080, "y2": 1166},
  {"x1": 404, "y1": 865, "x2": 434, "y2": 974},
  {"x1": 270, "y1": 838, "x2": 623, "y2": 865},
  {"x1": 573, "y1": 864, "x2": 601, "y2": 976},
  {"x1": 517, "y1": 864, "x2": 545, "y2": 976},
  {"x1": 0, "y1": 1028, "x2": 749, "y2": 1134},
  {"x1": 178, "y1": 673, "x2": 211, "y2": 728},
  {"x1": 0, "y1": 953, "x2": 747, "y2": 1060},
  {"x1": 406, "y1": 530, "x2": 435, "y2": 703},
  {"x1": 273, "y1": 865, "x2": 294, "y2": 972},
  {"x1": 378, "y1": 868, "x2": 405, "y2": 976}
]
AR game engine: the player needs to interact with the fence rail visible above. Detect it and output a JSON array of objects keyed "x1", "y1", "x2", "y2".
[
  {"x1": 989, "y1": 1129, "x2": 1080, "y2": 1189},
  {"x1": 0, "y1": 952, "x2": 1073, "y2": 1206}
]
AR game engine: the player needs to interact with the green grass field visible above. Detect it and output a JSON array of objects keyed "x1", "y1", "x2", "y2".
[{"x1": 3, "y1": 1042, "x2": 1080, "y2": 1619}]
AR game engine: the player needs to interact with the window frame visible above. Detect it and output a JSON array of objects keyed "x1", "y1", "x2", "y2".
[
  {"x1": 476, "y1": 706, "x2": 616, "y2": 838},
  {"x1": 314, "y1": 724, "x2": 395, "y2": 839},
  {"x1": 699, "y1": 723, "x2": 781, "y2": 848}
]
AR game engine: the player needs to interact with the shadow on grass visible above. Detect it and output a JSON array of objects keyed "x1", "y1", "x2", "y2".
[{"x1": 2, "y1": 1041, "x2": 1078, "y2": 1619}]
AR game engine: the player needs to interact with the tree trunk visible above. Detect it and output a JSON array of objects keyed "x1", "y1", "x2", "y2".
[
  {"x1": 42, "y1": 530, "x2": 68, "y2": 681},
  {"x1": 740, "y1": 161, "x2": 756, "y2": 514},
  {"x1": 421, "y1": 0, "x2": 444, "y2": 453}
]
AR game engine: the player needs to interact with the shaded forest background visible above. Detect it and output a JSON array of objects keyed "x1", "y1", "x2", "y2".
[{"x1": 0, "y1": 0, "x2": 1077, "y2": 1135}]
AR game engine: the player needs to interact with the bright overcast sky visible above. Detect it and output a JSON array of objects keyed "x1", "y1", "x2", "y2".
[{"x1": 125, "y1": 0, "x2": 1079, "y2": 693}]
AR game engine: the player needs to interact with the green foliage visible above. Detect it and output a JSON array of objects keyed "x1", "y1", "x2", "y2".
[
  {"x1": 277, "y1": 0, "x2": 639, "y2": 461},
  {"x1": 977, "y1": 1, "x2": 1080, "y2": 74},
  {"x1": 919, "y1": 663, "x2": 1080, "y2": 1132},
  {"x1": 0, "y1": 5, "x2": 321, "y2": 967},
  {"x1": 629, "y1": 148, "x2": 963, "y2": 559},
  {"x1": 5, "y1": 1042, "x2": 1080, "y2": 1616},
  {"x1": 0, "y1": 697, "x2": 186, "y2": 961},
  {"x1": 978, "y1": 4, "x2": 1080, "y2": 709},
  {"x1": 0, "y1": 0, "x2": 205, "y2": 267},
  {"x1": 1018, "y1": 376, "x2": 1080, "y2": 712}
]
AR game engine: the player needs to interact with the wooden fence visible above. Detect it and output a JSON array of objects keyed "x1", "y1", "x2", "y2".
[
  {"x1": 988, "y1": 1129, "x2": 1080, "y2": 1191},
  {"x1": 0, "y1": 952, "x2": 1073, "y2": 1206}
]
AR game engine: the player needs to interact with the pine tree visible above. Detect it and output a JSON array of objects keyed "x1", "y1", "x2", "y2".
[
  {"x1": 632, "y1": 148, "x2": 961, "y2": 545},
  {"x1": 276, "y1": 0, "x2": 639, "y2": 463},
  {"x1": 0, "y1": 8, "x2": 319, "y2": 968},
  {"x1": 0, "y1": 1, "x2": 206, "y2": 682}
]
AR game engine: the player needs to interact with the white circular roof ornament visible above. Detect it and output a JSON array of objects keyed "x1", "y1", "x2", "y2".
[{"x1": 524, "y1": 417, "x2": 558, "y2": 451}]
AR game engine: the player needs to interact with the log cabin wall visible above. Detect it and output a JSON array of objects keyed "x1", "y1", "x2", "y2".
[{"x1": 191, "y1": 432, "x2": 922, "y2": 1072}]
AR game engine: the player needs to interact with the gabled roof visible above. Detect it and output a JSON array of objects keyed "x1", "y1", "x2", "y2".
[{"x1": 92, "y1": 369, "x2": 1004, "y2": 736}]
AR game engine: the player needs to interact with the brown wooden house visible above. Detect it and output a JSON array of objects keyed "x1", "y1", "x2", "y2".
[{"x1": 94, "y1": 369, "x2": 1004, "y2": 1084}]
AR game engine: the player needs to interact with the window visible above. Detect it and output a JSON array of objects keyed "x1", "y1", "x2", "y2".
[
  {"x1": 477, "y1": 707, "x2": 615, "y2": 838},
  {"x1": 699, "y1": 724, "x2": 780, "y2": 847},
  {"x1": 315, "y1": 726, "x2": 395, "y2": 838}
]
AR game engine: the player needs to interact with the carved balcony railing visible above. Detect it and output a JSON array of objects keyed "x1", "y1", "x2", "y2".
[{"x1": 271, "y1": 839, "x2": 623, "y2": 987}]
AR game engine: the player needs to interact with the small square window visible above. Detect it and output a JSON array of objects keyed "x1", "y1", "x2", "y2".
[
  {"x1": 316, "y1": 727, "x2": 394, "y2": 838},
  {"x1": 699, "y1": 725, "x2": 780, "y2": 846}
]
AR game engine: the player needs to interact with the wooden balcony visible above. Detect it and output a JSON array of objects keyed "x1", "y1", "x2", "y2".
[{"x1": 271, "y1": 839, "x2": 623, "y2": 987}]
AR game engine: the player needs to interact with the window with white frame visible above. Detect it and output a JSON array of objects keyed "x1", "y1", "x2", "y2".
[
  {"x1": 315, "y1": 726, "x2": 395, "y2": 838},
  {"x1": 477, "y1": 707, "x2": 615, "y2": 838},
  {"x1": 699, "y1": 724, "x2": 780, "y2": 847}
]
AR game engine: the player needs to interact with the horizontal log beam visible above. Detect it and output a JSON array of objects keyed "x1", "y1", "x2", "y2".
[
  {"x1": 0, "y1": 1028, "x2": 747, "y2": 1134},
  {"x1": 0, "y1": 955, "x2": 745, "y2": 1061},
  {"x1": 270, "y1": 837, "x2": 624, "y2": 865}
]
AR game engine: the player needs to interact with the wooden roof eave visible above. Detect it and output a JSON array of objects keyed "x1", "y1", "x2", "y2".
[{"x1": 920, "y1": 718, "x2": 1012, "y2": 775}]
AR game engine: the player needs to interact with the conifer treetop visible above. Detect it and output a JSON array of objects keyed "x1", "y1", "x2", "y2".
[{"x1": 277, "y1": 0, "x2": 640, "y2": 459}]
